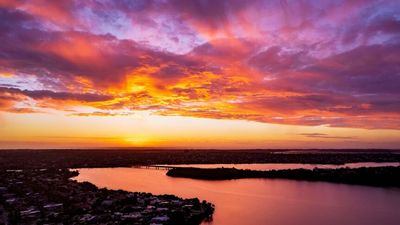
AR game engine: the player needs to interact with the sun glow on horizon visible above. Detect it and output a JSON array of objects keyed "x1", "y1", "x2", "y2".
[
  {"x1": 1, "y1": 110, "x2": 400, "y2": 149},
  {"x1": 1, "y1": 0, "x2": 400, "y2": 149}
]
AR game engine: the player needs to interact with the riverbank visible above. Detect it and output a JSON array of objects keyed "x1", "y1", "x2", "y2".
[
  {"x1": 75, "y1": 167, "x2": 400, "y2": 225},
  {"x1": 166, "y1": 166, "x2": 400, "y2": 187},
  {"x1": 0, "y1": 169, "x2": 214, "y2": 225}
]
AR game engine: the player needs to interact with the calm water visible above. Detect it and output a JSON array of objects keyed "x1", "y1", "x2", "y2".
[
  {"x1": 74, "y1": 166, "x2": 400, "y2": 225},
  {"x1": 155, "y1": 162, "x2": 400, "y2": 170}
]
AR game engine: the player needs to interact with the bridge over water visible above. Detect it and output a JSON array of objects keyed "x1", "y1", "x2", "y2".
[{"x1": 131, "y1": 165, "x2": 177, "y2": 170}]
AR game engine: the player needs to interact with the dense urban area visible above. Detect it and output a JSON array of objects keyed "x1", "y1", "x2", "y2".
[{"x1": 0, "y1": 169, "x2": 214, "y2": 225}]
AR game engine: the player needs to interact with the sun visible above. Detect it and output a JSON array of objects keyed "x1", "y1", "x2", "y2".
[{"x1": 124, "y1": 136, "x2": 151, "y2": 146}]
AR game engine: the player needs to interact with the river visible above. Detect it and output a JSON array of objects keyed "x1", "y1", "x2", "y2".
[
  {"x1": 155, "y1": 162, "x2": 400, "y2": 170},
  {"x1": 74, "y1": 164, "x2": 400, "y2": 225}
]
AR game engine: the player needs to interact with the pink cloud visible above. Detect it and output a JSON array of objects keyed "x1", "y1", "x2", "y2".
[{"x1": 0, "y1": 1, "x2": 400, "y2": 129}]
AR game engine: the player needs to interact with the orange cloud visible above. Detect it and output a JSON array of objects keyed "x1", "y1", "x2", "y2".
[{"x1": 1, "y1": 1, "x2": 400, "y2": 131}]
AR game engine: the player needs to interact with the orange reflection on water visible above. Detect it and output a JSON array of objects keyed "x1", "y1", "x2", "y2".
[{"x1": 75, "y1": 167, "x2": 400, "y2": 225}]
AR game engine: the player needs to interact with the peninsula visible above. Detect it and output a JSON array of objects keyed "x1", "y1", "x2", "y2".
[{"x1": 166, "y1": 166, "x2": 400, "y2": 187}]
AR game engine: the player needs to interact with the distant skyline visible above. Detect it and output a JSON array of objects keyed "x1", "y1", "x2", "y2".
[{"x1": 1, "y1": 0, "x2": 400, "y2": 149}]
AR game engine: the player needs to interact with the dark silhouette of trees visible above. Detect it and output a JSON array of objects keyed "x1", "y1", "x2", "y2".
[
  {"x1": 166, "y1": 166, "x2": 400, "y2": 187},
  {"x1": 0, "y1": 149, "x2": 399, "y2": 169}
]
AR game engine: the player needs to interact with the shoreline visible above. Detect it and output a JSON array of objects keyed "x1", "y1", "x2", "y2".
[
  {"x1": 0, "y1": 169, "x2": 214, "y2": 225},
  {"x1": 166, "y1": 166, "x2": 400, "y2": 187},
  {"x1": 1, "y1": 150, "x2": 400, "y2": 170}
]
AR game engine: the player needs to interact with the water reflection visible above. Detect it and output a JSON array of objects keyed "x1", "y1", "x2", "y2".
[
  {"x1": 155, "y1": 162, "x2": 400, "y2": 171},
  {"x1": 74, "y1": 167, "x2": 400, "y2": 225}
]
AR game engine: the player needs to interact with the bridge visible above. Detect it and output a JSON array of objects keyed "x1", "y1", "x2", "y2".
[{"x1": 131, "y1": 165, "x2": 179, "y2": 170}]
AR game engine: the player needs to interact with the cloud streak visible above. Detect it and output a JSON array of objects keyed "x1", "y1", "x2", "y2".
[
  {"x1": 0, "y1": 0, "x2": 400, "y2": 129},
  {"x1": 299, "y1": 133, "x2": 357, "y2": 140}
]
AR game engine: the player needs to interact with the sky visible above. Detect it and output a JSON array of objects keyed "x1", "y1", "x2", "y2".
[{"x1": 0, "y1": 0, "x2": 400, "y2": 149}]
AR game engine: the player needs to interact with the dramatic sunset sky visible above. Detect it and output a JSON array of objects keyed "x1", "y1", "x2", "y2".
[{"x1": 1, "y1": 0, "x2": 400, "y2": 149}]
